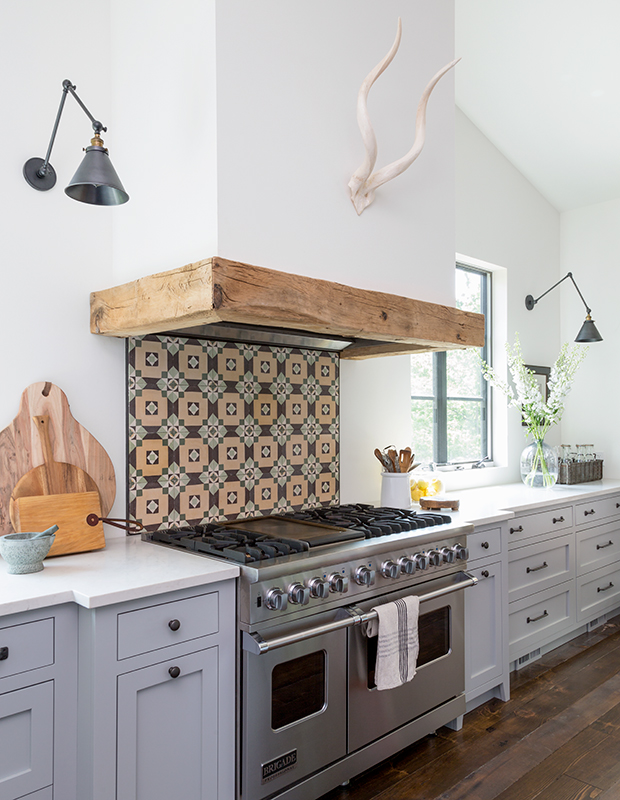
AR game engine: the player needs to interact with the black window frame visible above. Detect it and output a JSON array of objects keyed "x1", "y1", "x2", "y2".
[{"x1": 411, "y1": 263, "x2": 492, "y2": 466}]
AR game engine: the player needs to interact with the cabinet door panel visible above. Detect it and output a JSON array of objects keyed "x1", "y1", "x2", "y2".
[
  {"x1": 508, "y1": 534, "x2": 574, "y2": 602},
  {"x1": 465, "y1": 562, "x2": 503, "y2": 691},
  {"x1": 0, "y1": 682, "x2": 53, "y2": 800},
  {"x1": 117, "y1": 648, "x2": 218, "y2": 800}
]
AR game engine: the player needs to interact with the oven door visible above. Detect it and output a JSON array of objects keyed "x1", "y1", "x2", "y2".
[
  {"x1": 241, "y1": 617, "x2": 347, "y2": 800},
  {"x1": 348, "y1": 572, "x2": 466, "y2": 753}
]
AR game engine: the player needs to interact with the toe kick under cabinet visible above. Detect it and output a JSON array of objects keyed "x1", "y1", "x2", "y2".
[
  {"x1": 508, "y1": 492, "x2": 620, "y2": 665},
  {"x1": 77, "y1": 580, "x2": 236, "y2": 800}
]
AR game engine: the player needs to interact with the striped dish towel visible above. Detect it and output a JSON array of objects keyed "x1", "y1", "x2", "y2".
[{"x1": 365, "y1": 595, "x2": 420, "y2": 690}]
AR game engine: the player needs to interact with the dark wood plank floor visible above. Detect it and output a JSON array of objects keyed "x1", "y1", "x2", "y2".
[{"x1": 319, "y1": 614, "x2": 620, "y2": 800}]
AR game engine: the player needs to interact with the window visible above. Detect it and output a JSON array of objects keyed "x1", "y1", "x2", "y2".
[{"x1": 410, "y1": 264, "x2": 491, "y2": 466}]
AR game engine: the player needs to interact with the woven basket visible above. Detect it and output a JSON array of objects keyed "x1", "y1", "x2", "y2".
[{"x1": 558, "y1": 459, "x2": 603, "y2": 485}]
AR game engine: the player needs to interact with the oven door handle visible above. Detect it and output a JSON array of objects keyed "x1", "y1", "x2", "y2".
[{"x1": 243, "y1": 570, "x2": 478, "y2": 655}]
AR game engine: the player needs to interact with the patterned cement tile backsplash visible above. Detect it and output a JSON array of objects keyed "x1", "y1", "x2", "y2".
[{"x1": 127, "y1": 335, "x2": 339, "y2": 530}]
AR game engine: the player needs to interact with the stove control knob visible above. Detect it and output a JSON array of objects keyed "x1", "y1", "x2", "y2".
[
  {"x1": 328, "y1": 573, "x2": 349, "y2": 594},
  {"x1": 354, "y1": 566, "x2": 376, "y2": 586},
  {"x1": 288, "y1": 583, "x2": 310, "y2": 605},
  {"x1": 265, "y1": 588, "x2": 288, "y2": 612},
  {"x1": 381, "y1": 560, "x2": 400, "y2": 579},
  {"x1": 308, "y1": 578, "x2": 330, "y2": 599},
  {"x1": 428, "y1": 550, "x2": 443, "y2": 567},
  {"x1": 398, "y1": 556, "x2": 417, "y2": 575},
  {"x1": 452, "y1": 544, "x2": 469, "y2": 561},
  {"x1": 413, "y1": 553, "x2": 430, "y2": 571},
  {"x1": 440, "y1": 546, "x2": 456, "y2": 564}
]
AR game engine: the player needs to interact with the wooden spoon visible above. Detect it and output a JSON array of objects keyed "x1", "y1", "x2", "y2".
[{"x1": 387, "y1": 449, "x2": 399, "y2": 473}]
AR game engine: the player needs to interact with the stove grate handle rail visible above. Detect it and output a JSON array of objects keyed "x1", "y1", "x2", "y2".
[{"x1": 243, "y1": 571, "x2": 478, "y2": 655}]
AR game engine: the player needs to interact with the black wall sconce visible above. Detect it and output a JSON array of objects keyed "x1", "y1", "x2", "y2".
[
  {"x1": 525, "y1": 272, "x2": 602, "y2": 343},
  {"x1": 23, "y1": 79, "x2": 129, "y2": 206}
]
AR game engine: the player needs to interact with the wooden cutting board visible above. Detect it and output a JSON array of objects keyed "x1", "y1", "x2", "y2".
[
  {"x1": 0, "y1": 382, "x2": 115, "y2": 536},
  {"x1": 12, "y1": 491, "x2": 106, "y2": 557},
  {"x1": 9, "y1": 415, "x2": 106, "y2": 556}
]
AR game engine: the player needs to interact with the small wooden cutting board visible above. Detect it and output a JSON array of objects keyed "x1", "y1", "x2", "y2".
[
  {"x1": 419, "y1": 497, "x2": 460, "y2": 511},
  {"x1": 12, "y1": 492, "x2": 106, "y2": 557}
]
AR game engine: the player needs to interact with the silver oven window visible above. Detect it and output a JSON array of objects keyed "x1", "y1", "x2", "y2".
[
  {"x1": 366, "y1": 605, "x2": 451, "y2": 690},
  {"x1": 271, "y1": 650, "x2": 326, "y2": 729}
]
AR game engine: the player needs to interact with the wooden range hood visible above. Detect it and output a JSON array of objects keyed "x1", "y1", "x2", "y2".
[{"x1": 90, "y1": 257, "x2": 484, "y2": 359}]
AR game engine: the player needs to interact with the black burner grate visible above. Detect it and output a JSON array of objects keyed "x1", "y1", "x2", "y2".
[
  {"x1": 281, "y1": 504, "x2": 451, "y2": 538},
  {"x1": 150, "y1": 504, "x2": 453, "y2": 564}
]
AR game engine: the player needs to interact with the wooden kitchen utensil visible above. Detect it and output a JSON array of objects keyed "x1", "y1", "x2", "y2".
[
  {"x1": 9, "y1": 415, "x2": 106, "y2": 556},
  {"x1": 0, "y1": 382, "x2": 116, "y2": 536}
]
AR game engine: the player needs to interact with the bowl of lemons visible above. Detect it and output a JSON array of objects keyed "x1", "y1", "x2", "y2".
[{"x1": 410, "y1": 473, "x2": 444, "y2": 504}]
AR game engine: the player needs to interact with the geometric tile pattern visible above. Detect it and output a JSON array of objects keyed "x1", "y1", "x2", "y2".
[{"x1": 127, "y1": 334, "x2": 339, "y2": 530}]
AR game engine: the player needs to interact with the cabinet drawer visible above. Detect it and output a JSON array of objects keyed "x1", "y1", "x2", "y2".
[
  {"x1": 508, "y1": 534, "x2": 574, "y2": 603},
  {"x1": 575, "y1": 494, "x2": 620, "y2": 527},
  {"x1": 0, "y1": 619, "x2": 54, "y2": 680},
  {"x1": 577, "y1": 519, "x2": 620, "y2": 574},
  {"x1": 117, "y1": 591, "x2": 219, "y2": 660},
  {"x1": 507, "y1": 507, "x2": 573, "y2": 549},
  {"x1": 509, "y1": 582, "x2": 574, "y2": 660},
  {"x1": 467, "y1": 528, "x2": 501, "y2": 562},
  {"x1": 0, "y1": 681, "x2": 54, "y2": 800},
  {"x1": 577, "y1": 562, "x2": 620, "y2": 622}
]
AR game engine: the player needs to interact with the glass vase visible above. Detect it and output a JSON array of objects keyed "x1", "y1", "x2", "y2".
[{"x1": 520, "y1": 438, "x2": 558, "y2": 488}]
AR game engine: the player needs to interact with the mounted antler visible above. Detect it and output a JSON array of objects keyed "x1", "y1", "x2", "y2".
[{"x1": 348, "y1": 18, "x2": 460, "y2": 215}]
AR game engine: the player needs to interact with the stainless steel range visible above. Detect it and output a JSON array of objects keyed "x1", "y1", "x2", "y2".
[{"x1": 147, "y1": 504, "x2": 476, "y2": 800}]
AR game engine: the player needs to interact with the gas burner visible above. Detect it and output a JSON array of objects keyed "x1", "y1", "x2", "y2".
[
  {"x1": 280, "y1": 504, "x2": 451, "y2": 538},
  {"x1": 151, "y1": 526, "x2": 307, "y2": 564}
]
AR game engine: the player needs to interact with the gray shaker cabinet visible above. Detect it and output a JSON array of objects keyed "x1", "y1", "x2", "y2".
[
  {"x1": 0, "y1": 605, "x2": 77, "y2": 800},
  {"x1": 77, "y1": 579, "x2": 236, "y2": 800}
]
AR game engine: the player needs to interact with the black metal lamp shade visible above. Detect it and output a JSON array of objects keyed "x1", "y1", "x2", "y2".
[
  {"x1": 575, "y1": 316, "x2": 603, "y2": 343},
  {"x1": 65, "y1": 144, "x2": 129, "y2": 206}
]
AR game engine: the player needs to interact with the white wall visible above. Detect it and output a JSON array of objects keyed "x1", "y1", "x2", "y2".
[
  {"x1": 215, "y1": 0, "x2": 456, "y2": 304},
  {"x1": 560, "y1": 200, "x2": 619, "y2": 476},
  {"x1": 452, "y1": 108, "x2": 562, "y2": 488},
  {"x1": 1, "y1": 0, "x2": 126, "y2": 522},
  {"x1": 109, "y1": 0, "x2": 219, "y2": 284}
]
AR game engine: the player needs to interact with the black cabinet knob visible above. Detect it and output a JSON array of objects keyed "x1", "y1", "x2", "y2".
[
  {"x1": 168, "y1": 619, "x2": 181, "y2": 631},
  {"x1": 481, "y1": 541, "x2": 490, "y2": 549},
  {"x1": 168, "y1": 666, "x2": 181, "y2": 679},
  {"x1": 0, "y1": 647, "x2": 8, "y2": 661},
  {"x1": 481, "y1": 570, "x2": 490, "y2": 578}
]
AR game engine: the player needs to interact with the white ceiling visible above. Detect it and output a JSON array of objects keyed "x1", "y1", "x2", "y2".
[{"x1": 455, "y1": 0, "x2": 620, "y2": 212}]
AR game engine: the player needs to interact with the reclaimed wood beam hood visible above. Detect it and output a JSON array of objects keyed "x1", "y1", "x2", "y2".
[{"x1": 90, "y1": 257, "x2": 484, "y2": 359}]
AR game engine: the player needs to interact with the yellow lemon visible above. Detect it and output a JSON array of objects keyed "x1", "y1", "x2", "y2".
[
  {"x1": 410, "y1": 486, "x2": 424, "y2": 502},
  {"x1": 416, "y1": 479, "x2": 429, "y2": 493},
  {"x1": 429, "y1": 478, "x2": 443, "y2": 496}
]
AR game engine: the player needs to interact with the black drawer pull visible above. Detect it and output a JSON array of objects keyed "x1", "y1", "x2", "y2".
[
  {"x1": 527, "y1": 610, "x2": 549, "y2": 624},
  {"x1": 168, "y1": 619, "x2": 181, "y2": 631},
  {"x1": 616, "y1": 503, "x2": 620, "y2": 509},
  {"x1": 481, "y1": 570, "x2": 490, "y2": 578},
  {"x1": 552, "y1": 516, "x2": 565, "y2": 524},
  {"x1": 510, "y1": 525, "x2": 524, "y2": 534},
  {"x1": 0, "y1": 647, "x2": 8, "y2": 661},
  {"x1": 481, "y1": 541, "x2": 490, "y2": 549},
  {"x1": 527, "y1": 561, "x2": 549, "y2": 574},
  {"x1": 168, "y1": 666, "x2": 181, "y2": 678},
  {"x1": 584, "y1": 509, "x2": 596, "y2": 516},
  {"x1": 597, "y1": 582, "x2": 614, "y2": 593},
  {"x1": 597, "y1": 541, "x2": 614, "y2": 550}
]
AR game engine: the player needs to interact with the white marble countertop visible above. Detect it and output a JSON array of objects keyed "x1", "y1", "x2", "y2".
[
  {"x1": 446, "y1": 479, "x2": 620, "y2": 527},
  {"x1": 0, "y1": 535, "x2": 239, "y2": 617}
]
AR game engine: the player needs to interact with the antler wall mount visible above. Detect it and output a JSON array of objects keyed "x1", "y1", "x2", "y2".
[{"x1": 348, "y1": 18, "x2": 459, "y2": 215}]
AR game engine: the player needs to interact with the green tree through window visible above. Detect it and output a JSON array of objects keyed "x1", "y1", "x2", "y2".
[{"x1": 411, "y1": 264, "x2": 490, "y2": 465}]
